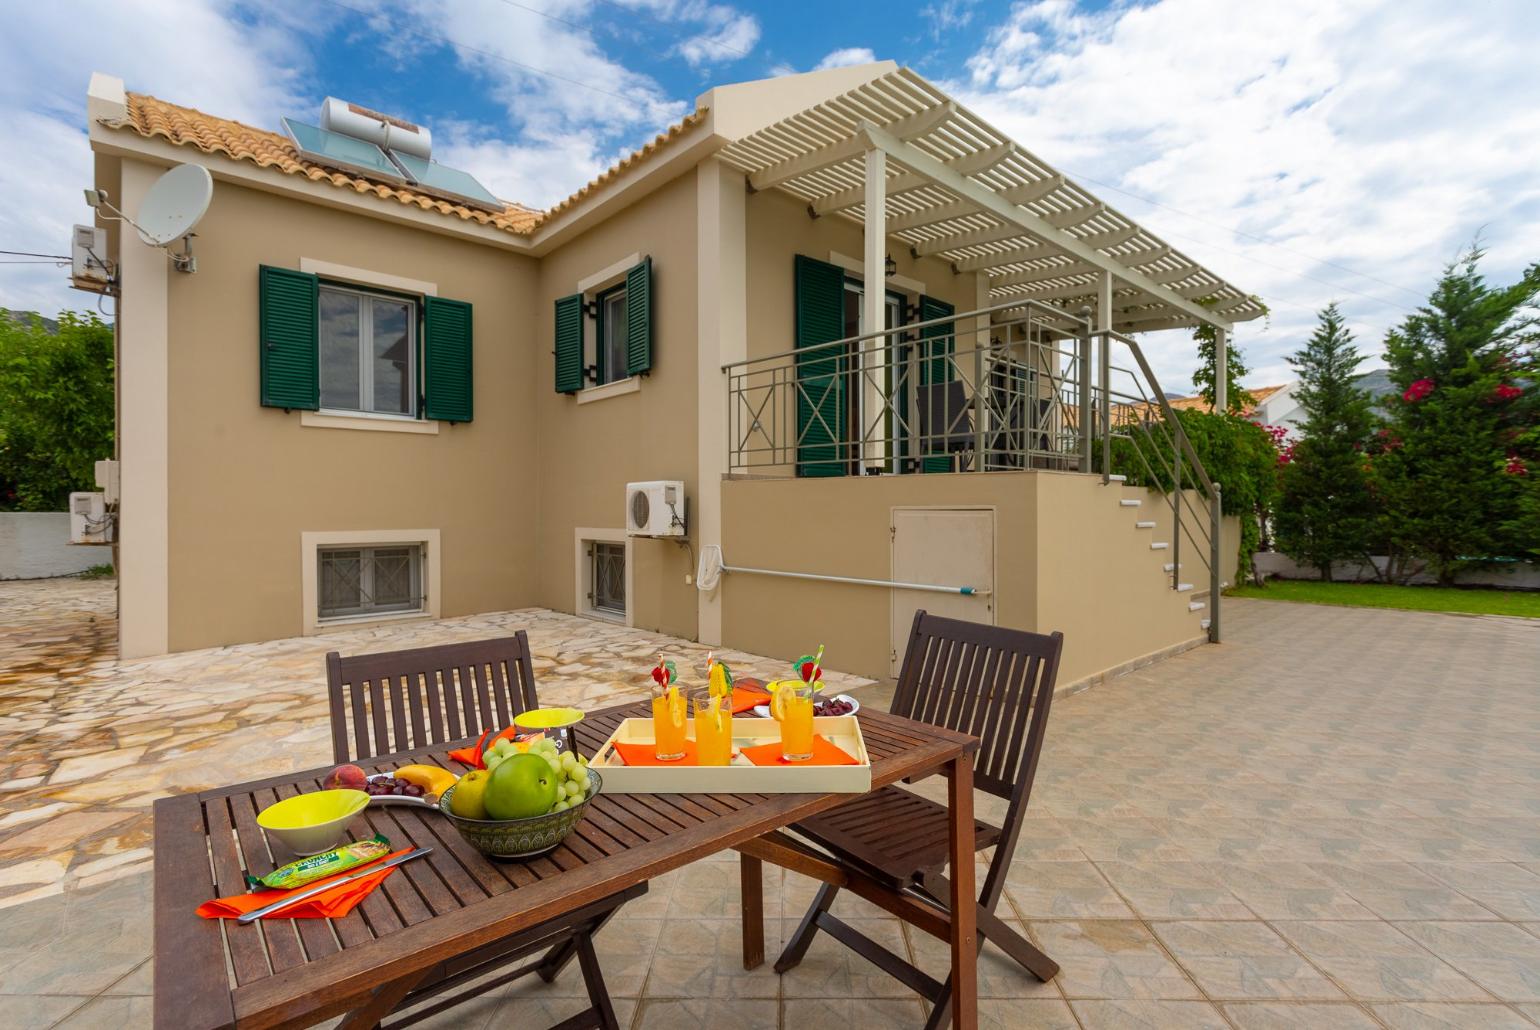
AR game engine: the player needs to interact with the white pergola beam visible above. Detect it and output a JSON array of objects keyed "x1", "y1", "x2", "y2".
[
  {"x1": 809, "y1": 144, "x2": 1015, "y2": 217},
  {"x1": 887, "y1": 187, "x2": 1091, "y2": 235},
  {"x1": 990, "y1": 262, "x2": 1100, "y2": 289},
  {"x1": 864, "y1": 122, "x2": 1232, "y2": 329},
  {"x1": 949, "y1": 228, "x2": 1140, "y2": 271},
  {"x1": 749, "y1": 102, "x2": 956, "y2": 192}
]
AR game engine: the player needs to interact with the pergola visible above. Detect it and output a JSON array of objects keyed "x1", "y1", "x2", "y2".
[{"x1": 716, "y1": 67, "x2": 1265, "y2": 410}]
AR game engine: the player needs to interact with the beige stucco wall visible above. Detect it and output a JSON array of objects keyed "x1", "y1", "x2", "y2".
[
  {"x1": 159, "y1": 170, "x2": 540, "y2": 651},
  {"x1": 532, "y1": 171, "x2": 700, "y2": 640},
  {"x1": 743, "y1": 187, "x2": 983, "y2": 362},
  {"x1": 721, "y1": 469, "x2": 1234, "y2": 687},
  {"x1": 721, "y1": 472, "x2": 1039, "y2": 678}
]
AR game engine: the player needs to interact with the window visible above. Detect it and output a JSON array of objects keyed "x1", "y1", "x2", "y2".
[
  {"x1": 590, "y1": 541, "x2": 626, "y2": 615},
  {"x1": 318, "y1": 544, "x2": 423, "y2": 620},
  {"x1": 596, "y1": 285, "x2": 629, "y2": 385},
  {"x1": 319, "y1": 284, "x2": 416, "y2": 416}
]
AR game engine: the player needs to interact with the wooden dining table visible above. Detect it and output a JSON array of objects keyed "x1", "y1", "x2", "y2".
[{"x1": 152, "y1": 700, "x2": 982, "y2": 1029}]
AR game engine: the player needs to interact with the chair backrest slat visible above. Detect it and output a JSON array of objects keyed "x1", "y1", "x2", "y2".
[{"x1": 325, "y1": 633, "x2": 540, "y2": 763}]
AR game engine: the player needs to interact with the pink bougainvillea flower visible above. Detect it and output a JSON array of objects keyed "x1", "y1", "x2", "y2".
[
  {"x1": 1402, "y1": 378, "x2": 1435, "y2": 403},
  {"x1": 1504, "y1": 457, "x2": 1528, "y2": 476},
  {"x1": 1493, "y1": 383, "x2": 1522, "y2": 401}
]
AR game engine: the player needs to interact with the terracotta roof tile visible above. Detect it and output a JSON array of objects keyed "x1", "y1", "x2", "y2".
[
  {"x1": 536, "y1": 108, "x2": 710, "y2": 224},
  {"x1": 109, "y1": 93, "x2": 708, "y2": 239}
]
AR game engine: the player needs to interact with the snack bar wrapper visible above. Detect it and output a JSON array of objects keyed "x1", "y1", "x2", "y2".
[{"x1": 246, "y1": 834, "x2": 391, "y2": 891}]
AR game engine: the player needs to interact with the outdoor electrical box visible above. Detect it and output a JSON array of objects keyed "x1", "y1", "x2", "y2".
[{"x1": 69, "y1": 492, "x2": 113, "y2": 545}]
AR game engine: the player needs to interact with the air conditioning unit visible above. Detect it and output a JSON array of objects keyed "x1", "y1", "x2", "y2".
[
  {"x1": 626, "y1": 481, "x2": 687, "y2": 537},
  {"x1": 69, "y1": 492, "x2": 113, "y2": 545}
]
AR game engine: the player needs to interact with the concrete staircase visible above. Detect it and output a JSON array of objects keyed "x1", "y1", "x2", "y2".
[{"x1": 1104, "y1": 474, "x2": 1221, "y2": 635}]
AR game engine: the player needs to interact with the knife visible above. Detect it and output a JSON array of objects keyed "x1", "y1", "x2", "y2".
[{"x1": 238, "y1": 847, "x2": 432, "y2": 924}]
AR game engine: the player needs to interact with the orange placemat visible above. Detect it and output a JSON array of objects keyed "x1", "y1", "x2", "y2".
[
  {"x1": 196, "y1": 848, "x2": 410, "y2": 921},
  {"x1": 448, "y1": 725, "x2": 519, "y2": 768},
  {"x1": 612, "y1": 740, "x2": 700, "y2": 766},
  {"x1": 730, "y1": 684, "x2": 772, "y2": 714},
  {"x1": 739, "y1": 735, "x2": 859, "y2": 767}
]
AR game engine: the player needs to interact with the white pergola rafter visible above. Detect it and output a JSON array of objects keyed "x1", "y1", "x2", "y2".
[
  {"x1": 862, "y1": 121, "x2": 1234, "y2": 330},
  {"x1": 716, "y1": 67, "x2": 1266, "y2": 332}
]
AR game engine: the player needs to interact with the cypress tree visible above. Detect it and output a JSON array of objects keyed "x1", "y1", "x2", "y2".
[{"x1": 1273, "y1": 304, "x2": 1376, "y2": 579}]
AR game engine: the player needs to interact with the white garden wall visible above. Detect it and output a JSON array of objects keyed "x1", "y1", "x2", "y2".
[
  {"x1": 0, "y1": 512, "x2": 108, "y2": 579},
  {"x1": 1254, "y1": 550, "x2": 1540, "y2": 591}
]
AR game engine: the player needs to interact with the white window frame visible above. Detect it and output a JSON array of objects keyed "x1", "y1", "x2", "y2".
[
  {"x1": 301, "y1": 529, "x2": 441, "y2": 635},
  {"x1": 299, "y1": 259, "x2": 442, "y2": 434},
  {"x1": 573, "y1": 253, "x2": 643, "y2": 405},
  {"x1": 573, "y1": 527, "x2": 632, "y2": 626},
  {"x1": 318, "y1": 282, "x2": 418, "y2": 420}
]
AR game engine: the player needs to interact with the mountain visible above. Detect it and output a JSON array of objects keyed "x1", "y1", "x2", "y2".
[{"x1": 1, "y1": 310, "x2": 61, "y2": 334}]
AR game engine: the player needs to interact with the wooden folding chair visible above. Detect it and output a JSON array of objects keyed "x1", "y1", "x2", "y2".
[
  {"x1": 326, "y1": 633, "x2": 641, "y2": 1030},
  {"x1": 770, "y1": 611, "x2": 1063, "y2": 1029}
]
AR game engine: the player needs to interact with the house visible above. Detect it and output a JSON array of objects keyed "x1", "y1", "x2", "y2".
[{"x1": 86, "y1": 61, "x2": 1262, "y2": 687}]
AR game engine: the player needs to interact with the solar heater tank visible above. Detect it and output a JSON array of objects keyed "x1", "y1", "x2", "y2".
[{"x1": 320, "y1": 97, "x2": 432, "y2": 160}]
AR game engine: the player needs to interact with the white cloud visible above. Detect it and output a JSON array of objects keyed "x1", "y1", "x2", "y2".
[
  {"x1": 814, "y1": 47, "x2": 878, "y2": 71},
  {"x1": 920, "y1": 0, "x2": 980, "y2": 39},
  {"x1": 951, "y1": 0, "x2": 1540, "y2": 393}
]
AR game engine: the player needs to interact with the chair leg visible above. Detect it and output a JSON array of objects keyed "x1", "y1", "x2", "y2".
[
  {"x1": 774, "y1": 882, "x2": 839, "y2": 974},
  {"x1": 922, "y1": 980, "x2": 952, "y2": 1030},
  {"x1": 536, "y1": 900, "x2": 627, "y2": 984},
  {"x1": 976, "y1": 903, "x2": 1058, "y2": 982},
  {"x1": 574, "y1": 932, "x2": 619, "y2": 1030}
]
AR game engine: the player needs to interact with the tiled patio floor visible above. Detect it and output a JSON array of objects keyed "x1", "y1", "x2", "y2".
[{"x1": 3, "y1": 579, "x2": 1539, "y2": 1028}]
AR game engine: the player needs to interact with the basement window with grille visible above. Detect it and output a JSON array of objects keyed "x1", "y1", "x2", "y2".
[
  {"x1": 590, "y1": 541, "x2": 626, "y2": 617},
  {"x1": 318, "y1": 544, "x2": 424, "y2": 620}
]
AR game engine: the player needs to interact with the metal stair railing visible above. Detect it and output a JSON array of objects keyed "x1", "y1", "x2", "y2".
[{"x1": 1090, "y1": 327, "x2": 1224, "y2": 643}]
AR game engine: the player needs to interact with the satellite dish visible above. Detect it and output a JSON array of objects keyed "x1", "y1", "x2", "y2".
[{"x1": 134, "y1": 164, "x2": 213, "y2": 247}]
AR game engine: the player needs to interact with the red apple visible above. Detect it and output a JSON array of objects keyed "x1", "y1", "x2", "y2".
[{"x1": 323, "y1": 764, "x2": 367, "y2": 791}]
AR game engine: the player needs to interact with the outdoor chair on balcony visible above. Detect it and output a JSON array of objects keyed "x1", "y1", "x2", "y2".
[
  {"x1": 774, "y1": 612, "x2": 1063, "y2": 1029},
  {"x1": 913, "y1": 380, "x2": 974, "y2": 472},
  {"x1": 325, "y1": 634, "x2": 641, "y2": 1030}
]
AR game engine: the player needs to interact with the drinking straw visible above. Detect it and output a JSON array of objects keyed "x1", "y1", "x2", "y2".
[{"x1": 806, "y1": 644, "x2": 825, "y2": 689}]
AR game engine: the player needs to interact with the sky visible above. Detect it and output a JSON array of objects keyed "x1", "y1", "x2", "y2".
[{"x1": 1, "y1": 0, "x2": 1536, "y2": 394}]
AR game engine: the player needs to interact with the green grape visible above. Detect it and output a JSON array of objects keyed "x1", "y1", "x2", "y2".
[
  {"x1": 552, "y1": 799, "x2": 569, "y2": 813},
  {"x1": 563, "y1": 780, "x2": 581, "y2": 797}
]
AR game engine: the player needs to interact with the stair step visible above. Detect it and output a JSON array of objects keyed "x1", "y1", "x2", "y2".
[
  {"x1": 1200, "y1": 618, "x2": 1211, "y2": 630},
  {"x1": 1150, "y1": 542, "x2": 1169, "y2": 550},
  {"x1": 1119, "y1": 499, "x2": 1141, "y2": 507},
  {"x1": 1106, "y1": 474, "x2": 1127, "y2": 483},
  {"x1": 1177, "y1": 583, "x2": 1194, "y2": 592},
  {"x1": 1163, "y1": 563, "x2": 1181, "y2": 572},
  {"x1": 1135, "y1": 521, "x2": 1156, "y2": 529},
  {"x1": 1189, "y1": 601, "x2": 1207, "y2": 611}
]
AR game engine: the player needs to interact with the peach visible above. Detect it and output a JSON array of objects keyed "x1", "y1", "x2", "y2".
[{"x1": 323, "y1": 764, "x2": 368, "y2": 791}]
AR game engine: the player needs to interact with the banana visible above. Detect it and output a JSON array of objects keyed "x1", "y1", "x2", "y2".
[{"x1": 392, "y1": 764, "x2": 458, "y2": 796}]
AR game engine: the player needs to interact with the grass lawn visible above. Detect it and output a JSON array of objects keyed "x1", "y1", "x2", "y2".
[{"x1": 1229, "y1": 579, "x2": 1540, "y2": 618}]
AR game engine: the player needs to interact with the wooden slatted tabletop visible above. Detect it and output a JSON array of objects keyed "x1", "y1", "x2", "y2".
[{"x1": 153, "y1": 701, "x2": 981, "y2": 1030}]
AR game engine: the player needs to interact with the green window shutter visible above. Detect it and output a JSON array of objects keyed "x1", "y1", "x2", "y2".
[
  {"x1": 625, "y1": 256, "x2": 653, "y2": 376},
  {"x1": 918, "y1": 295, "x2": 956, "y2": 472},
  {"x1": 423, "y1": 296, "x2": 473, "y2": 422},
  {"x1": 554, "y1": 293, "x2": 584, "y2": 393},
  {"x1": 259, "y1": 265, "x2": 319, "y2": 410},
  {"x1": 794, "y1": 254, "x2": 848, "y2": 478}
]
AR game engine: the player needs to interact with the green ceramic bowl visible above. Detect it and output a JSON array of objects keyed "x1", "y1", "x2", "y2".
[{"x1": 438, "y1": 770, "x2": 601, "y2": 860}]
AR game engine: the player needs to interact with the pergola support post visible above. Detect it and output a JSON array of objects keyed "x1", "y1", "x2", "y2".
[
  {"x1": 863, "y1": 147, "x2": 887, "y2": 472},
  {"x1": 1214, "y1": 325, "x2": 1228, "y2": 414}
]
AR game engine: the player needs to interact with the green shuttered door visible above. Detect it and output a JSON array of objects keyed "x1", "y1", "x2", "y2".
[
  {"x1": 424, "y1": 296, "x2": 473, "y2": 422},
  {"x1": 794, "y1": 255, "x2": 847, "y2": 477},
  {"x1": 918, "y1": 295, "x2": 956, "y2": 473},
  {"x1": 259, "y1": 265, "x2": 319, "y2": 410},
  {"x1": 625, "y1": 257, "x2": 653, "y2": 376},
  {"x1": 554, "y1": 293, "x2": 584, "y2": 393}
]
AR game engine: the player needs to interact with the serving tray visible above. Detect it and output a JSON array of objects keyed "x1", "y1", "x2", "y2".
[{"x1": 589, "y1": 715, "x2": 871, "y2": 794}]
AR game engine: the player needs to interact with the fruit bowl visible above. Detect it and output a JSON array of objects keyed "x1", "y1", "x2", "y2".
[{"x1": 437, "y1": 770, "x2": 602, "y2": 860}]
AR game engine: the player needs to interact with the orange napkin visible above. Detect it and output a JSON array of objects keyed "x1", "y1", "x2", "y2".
[
  {"x1": 739, "y1": 735, "x2": 859, "y2": 767},
  {"x1": 730, "y1": 680, "x2": 772, "y2": 714},
  {"x1": 612, "y1": 740, "x2": 700, "y2": 766},
  {"x1": 448, "y1": 725, "x2": 522, "y2": 768},
  {"x1": 196, "y1": 848, "x2": 411, "y2": 921}
]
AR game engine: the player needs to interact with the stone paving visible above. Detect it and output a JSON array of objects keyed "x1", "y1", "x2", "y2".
[{"x1": 3, "y1": 578, "x2": 1540, "y2": 1028}]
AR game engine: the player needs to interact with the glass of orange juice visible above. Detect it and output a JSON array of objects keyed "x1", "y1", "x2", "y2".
[
  {"x1": 772, "y1": 680, "x2": 816, "y2": 762},
  {"x1": 651, "y1": 682, "x2": 687, "y2": 761},
  {"x1": 692, "y1": 689, "x2": 732, "y2": 766}
]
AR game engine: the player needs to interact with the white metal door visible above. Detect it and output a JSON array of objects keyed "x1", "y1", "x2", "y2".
[{"x1": 890, "y1": 508, "x2": 995, "y2": 677}]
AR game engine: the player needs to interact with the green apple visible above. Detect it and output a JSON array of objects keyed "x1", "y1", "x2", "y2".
[{"x1": 484, "y1": 752, "x2": 558, "y2": 819}]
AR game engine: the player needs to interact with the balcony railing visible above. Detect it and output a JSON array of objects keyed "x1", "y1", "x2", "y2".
[{"x1": 722, "y1": 299, "x2": 1226, "y2": 641}]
